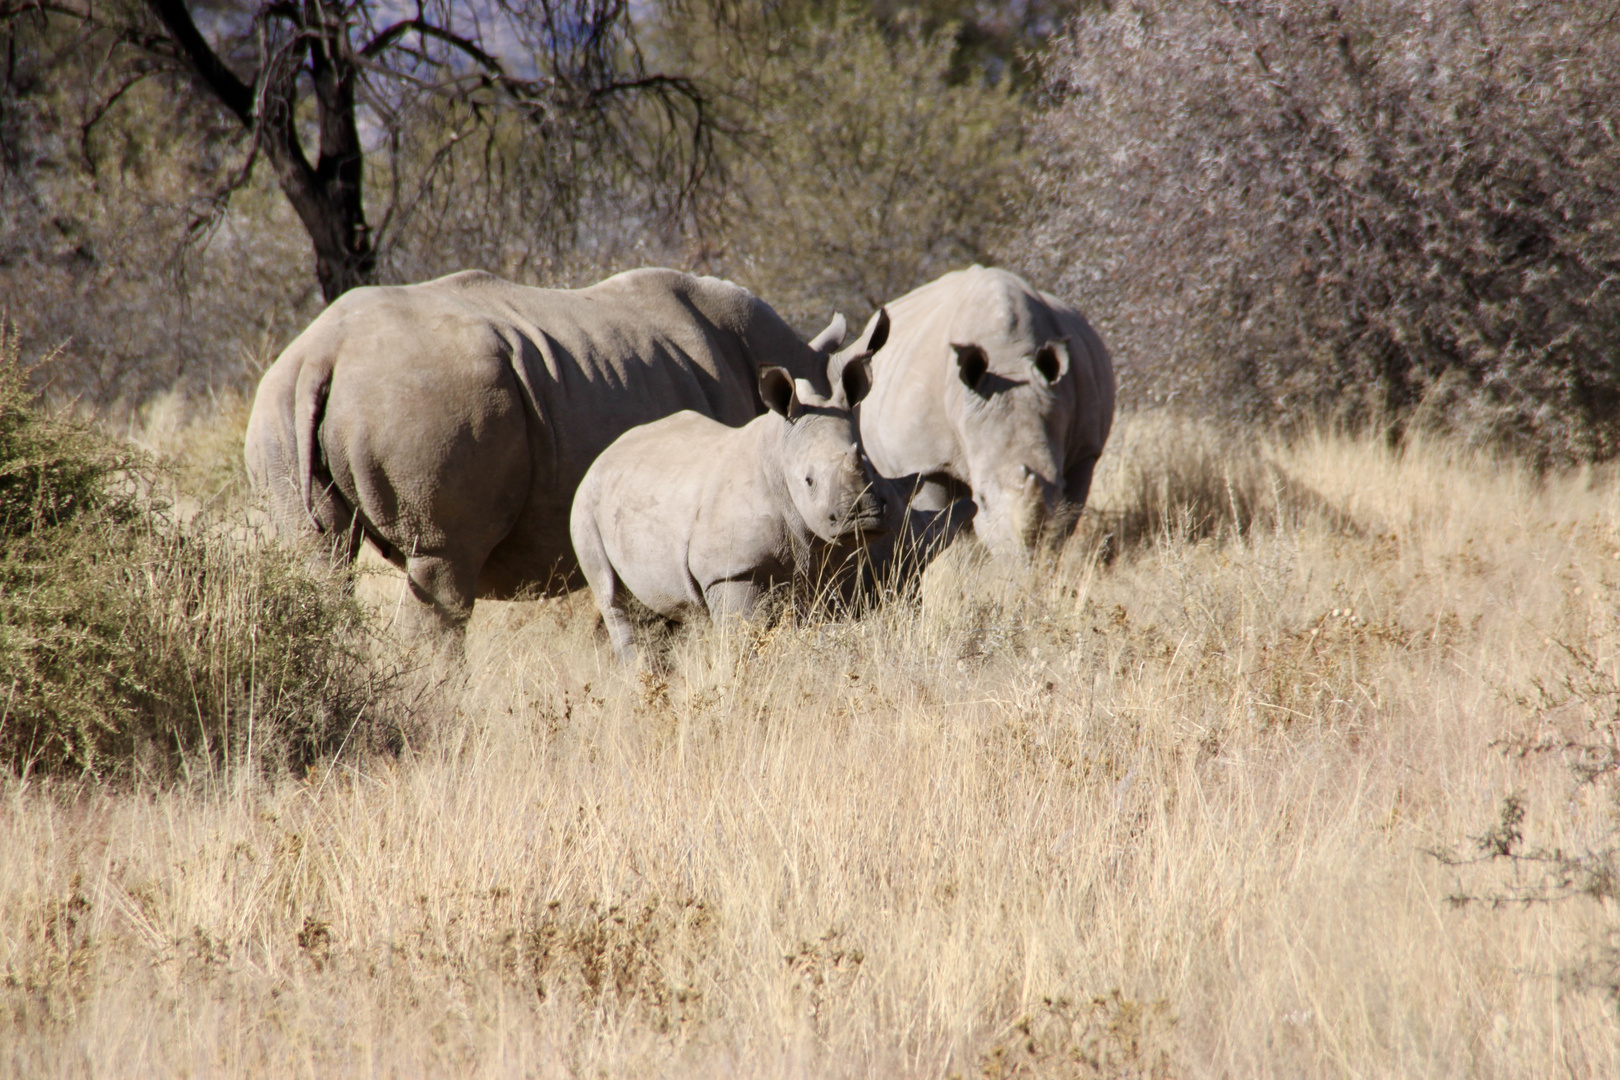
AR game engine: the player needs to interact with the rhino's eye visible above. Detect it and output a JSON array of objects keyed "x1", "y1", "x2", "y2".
[{"x1": 805, "y1": 475, "x2": 815, "y2": 488}]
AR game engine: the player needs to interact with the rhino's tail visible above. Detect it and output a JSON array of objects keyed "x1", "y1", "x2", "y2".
[{"x1": 291, "y1": 347, "x2": 339, "y2": 534}]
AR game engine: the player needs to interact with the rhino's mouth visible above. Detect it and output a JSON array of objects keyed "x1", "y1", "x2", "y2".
[
  {"x1": 844, "y1": 504, "x2": 891, "y2": 538},
  {"x1": 826, "y1": 486, "x2": 892, "y2": 540}
]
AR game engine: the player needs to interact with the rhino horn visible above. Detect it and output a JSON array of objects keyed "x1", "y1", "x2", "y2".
[{"x1": 808, "y1": 313, "x2": 848, "y2": 354}]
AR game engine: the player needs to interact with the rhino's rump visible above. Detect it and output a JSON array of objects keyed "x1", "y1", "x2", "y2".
[{"x1": 576, "y1": 412, "x2": 728, "y2": 619}]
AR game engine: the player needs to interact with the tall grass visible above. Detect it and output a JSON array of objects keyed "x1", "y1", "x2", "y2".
[{"x1": 4, "y1": 403, "x2": 1617, "y2": 1075}]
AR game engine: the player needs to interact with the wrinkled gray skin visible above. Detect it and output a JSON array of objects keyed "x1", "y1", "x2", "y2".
[
  {"x1": 571, "y1": 352, "x2": 893, "y2": 665},
  {"x1": 245, "y1": 267, "x2": 859, "y2": 636},
  {"x1": 857, "y1": 266, "x2": 1116, "y2": 557}
]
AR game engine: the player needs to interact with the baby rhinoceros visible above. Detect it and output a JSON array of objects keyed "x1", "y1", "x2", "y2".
[{"x1": 571, "y1": 353, "x2": 891, "y2": 664}]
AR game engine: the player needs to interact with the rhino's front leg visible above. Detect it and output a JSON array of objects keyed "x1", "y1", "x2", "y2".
[
  {"x1": 1059, "y1": 455, "x2": 1100, "y2": 528},
  {"x1": 910, "y1": 496, "x2": 978, "y2": 557},
  {"x1": 906, "y1": 472, "x2": 970, "y2": 514},
  {"x1": 703, "y1": 578, "x2": 765, "y2": 629}
]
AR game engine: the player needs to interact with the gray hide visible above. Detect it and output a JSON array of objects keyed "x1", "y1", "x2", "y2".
[
  {"x1": 245, "y1": 268, "x2": 865, "y2": 634},
  {"x1": 571, "y1": 356, "x2": 890, "y2": 665},
  {"x1": 856, "y1": 266, "x2": 1116, "y2": 557}
]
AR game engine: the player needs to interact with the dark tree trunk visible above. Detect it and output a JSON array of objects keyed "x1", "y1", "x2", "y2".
[
  {"x1": 277, "y1": 162, "x2": 376, "y2": 303},
  {"x1": 288, "y1": 3, "x2": 373, "y2": 302},
  {"x1": 145, "y1": 0, "x2": 375, "y2": 303}
]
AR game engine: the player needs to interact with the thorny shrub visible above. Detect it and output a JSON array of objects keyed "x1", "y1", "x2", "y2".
[
  {"x1": 0, "y1": 323, "x2": 405, "y2": 780},
  {"x1": 1434, "y1": 634, "x2": 1620, "y2": 1006},
  {"x1": 1027, "y1": 0, "x2": 1620, "y2": 462}
]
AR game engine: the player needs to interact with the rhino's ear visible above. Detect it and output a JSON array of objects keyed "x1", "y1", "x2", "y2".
[
  {"x1": 1034, "y1": 339, "x2": 1071, "y2": 385},
  {"x1": 808, "y1": 313, "x2": 848, "y2": 354},
  {"x1": 839, "y1": 354, "x2": 874, "y2": 408},
  {"x1": 852, "y1": 307, "x2": 890, "y2": 355},
  {"x1": 759, "y1": 365, "x2": 799, "y2": 419},
  {"x1": 954, "y1": 343, "x2": 989, "y2": 393}
]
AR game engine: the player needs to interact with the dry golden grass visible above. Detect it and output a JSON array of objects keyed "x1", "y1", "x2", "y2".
[{"x1": 5, "y1": 411, "x2": 1619, "y2": 1077}]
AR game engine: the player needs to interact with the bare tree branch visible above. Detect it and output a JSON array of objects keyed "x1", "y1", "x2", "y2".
[
  {"x1": 6, "y1": 0, "x2": 734, "y2": 303},
  {"x1": 363, "y1": 17, "x2": 503, "y2": 74},
  {"x1": 142, "y1": 0, "x2": 254, "y2": 125}
]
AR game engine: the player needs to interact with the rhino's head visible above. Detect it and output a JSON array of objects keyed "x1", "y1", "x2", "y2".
[
  {"x1": 759, "y1": 332, "x2": 892, "y2": 545},
  {"x1": 950, "y1": 336, "x2": 1077, "y2": 557}
]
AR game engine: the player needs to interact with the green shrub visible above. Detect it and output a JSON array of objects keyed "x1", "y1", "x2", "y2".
[
  {"x1": 699, "y1": 10, "x2": 1030, "y2": 330},
  {"x1": 0, "y1": 323, "x2": 401, "y2": 781},
  {"x1": 0, "y1": 337, "x2": 131, "y2": 537}
]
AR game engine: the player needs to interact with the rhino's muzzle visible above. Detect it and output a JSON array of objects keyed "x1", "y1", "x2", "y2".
[
  {"x1": 973, "y1": 467, "x2": 1066, "y2": 556},
  {"x1": 837, "y1": 487, "x2": 892, "y2": 538}
]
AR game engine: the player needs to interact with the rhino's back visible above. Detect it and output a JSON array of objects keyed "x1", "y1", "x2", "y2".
[{"x1": 422, "y1": 270, "x2": 786, "y2": 474}]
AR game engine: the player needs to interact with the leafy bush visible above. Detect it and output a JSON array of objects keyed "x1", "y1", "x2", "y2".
[
  {"x1": 1026, "y1": 0, "x2": 1620, "y2": 462},
  {"x1": 0, "y1": 324, "x2": 401, "y2": 781},
  {"x1": 702, "y1": 11, "x2": 1030, "y2": 329}
]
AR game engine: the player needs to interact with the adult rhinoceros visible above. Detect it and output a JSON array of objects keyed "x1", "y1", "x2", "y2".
[
  {"x1": 856, "y1": 266, "x2": 1115, "y2": 557},
  {"x1": 245, "y1": 267, "x2": 873, "y2": 633}
]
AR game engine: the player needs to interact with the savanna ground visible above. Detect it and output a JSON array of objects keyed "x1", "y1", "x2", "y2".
[{"x1": 6, "y1": 401, "x2": 1619, "y2": 1078}]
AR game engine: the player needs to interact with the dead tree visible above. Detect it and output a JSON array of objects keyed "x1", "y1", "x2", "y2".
[{"x1": 4, "y1": 1, "x2": 725, "y2": 302}]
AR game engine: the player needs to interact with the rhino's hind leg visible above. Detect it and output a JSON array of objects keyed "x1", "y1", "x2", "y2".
[
  {"x1": 306, "y1": 492, "x2": 370, "y2": 581},
  {"x1": 599, "y1": 594, "x2": 638, "y2": 667},
  {"x1": 398, "y1": 551, "x2": 480, "y2": 645},
  {"x1": 572, "y1": 511, "x2": 638, "y2": 665},
  {"x1": 583, "y1": 552, "x2": 638, "y2": 666}
]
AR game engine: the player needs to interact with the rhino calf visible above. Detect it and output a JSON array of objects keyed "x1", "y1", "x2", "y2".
[{"x1": 571, "y1": 355, "x2": 890, "y2": 664}]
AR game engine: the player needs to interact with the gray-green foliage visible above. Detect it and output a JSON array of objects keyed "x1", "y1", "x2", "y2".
[
  {"x1": 0, "y1": 325, "x2": 398, "y2": 781},
  {"x1": 1027, "y1": 0, "x2": 1620, "y2": 463},
  {"x1": 703, "y1": 12, "x2": 1030, "y2": 329}
]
